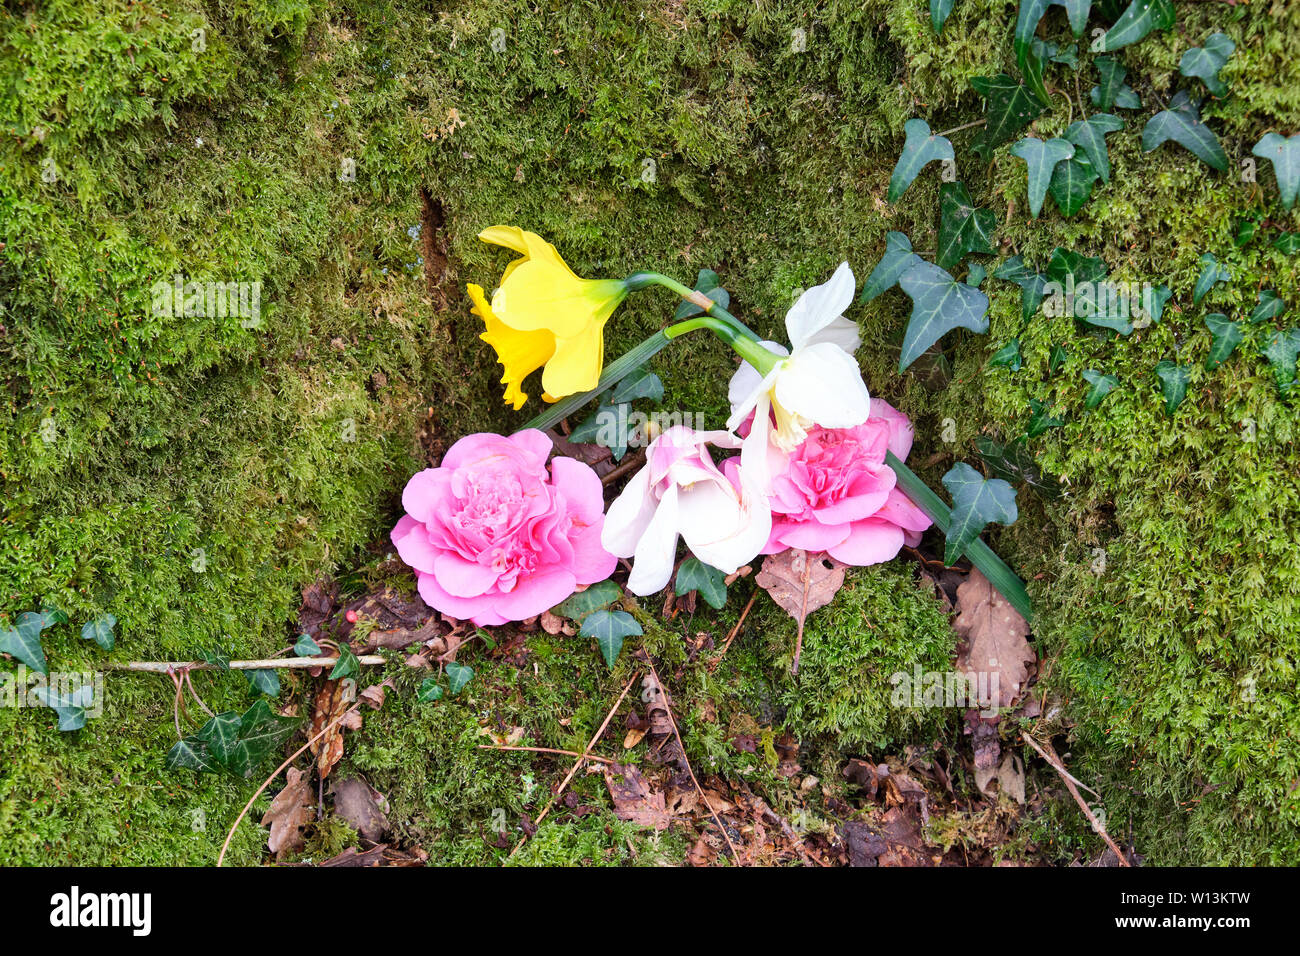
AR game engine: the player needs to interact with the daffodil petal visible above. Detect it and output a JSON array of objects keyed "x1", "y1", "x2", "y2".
[
  {"x1": 784, "y1": 261, "x2": 856, "y2": 350},
  {"x1": 773, "y1": 341, "x2": 871, "y2": 428},
  {"x1": 470, "y1": 283, "x2": 554, "y2": 410},
  {"x1": 541, "y1": 323, "x2": 604, "y2": 398}
]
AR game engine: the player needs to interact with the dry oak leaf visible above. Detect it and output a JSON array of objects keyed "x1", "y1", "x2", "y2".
[
  {"x1": 262, "y1": 766, "x2": 315, "y2": 859},
  {"x1": 331, "y1": 776, "x2": 390, "y2": 844},
  {"x1": 755, "y1": 548, "x2": 846, "y2": 673},
  {"x1": 309, "y1": 679, "x2": 352, "y2": 779},
  {"x1": 953, "y1": 568, "x2": 1034, "y2": 709},
  {"x1": 603, "y1": 761, "x2": 671, "y2": 831}
]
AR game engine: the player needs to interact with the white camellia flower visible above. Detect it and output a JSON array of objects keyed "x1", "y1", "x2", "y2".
[
  {"x1": 726, "y1": 261, "x2": 871, "y2": 490},
  {"x1": 600, "y1": 426, "x2": 772, "y2": 596}
]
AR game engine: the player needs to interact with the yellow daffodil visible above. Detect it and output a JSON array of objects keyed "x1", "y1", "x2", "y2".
[{"x1": 473, "y1": 226, "x2": 629, "y2": 408}]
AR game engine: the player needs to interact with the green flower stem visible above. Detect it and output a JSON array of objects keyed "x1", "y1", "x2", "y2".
[
  {"x1": 625, "y1": 271, "x2": 761, "y2": 342},
  {"x1": 886, "y1": 451, "x2": 1034, "y2": 623},
  {"x1": 521, "y1": 329, "x2": 672, "y2": 432}
]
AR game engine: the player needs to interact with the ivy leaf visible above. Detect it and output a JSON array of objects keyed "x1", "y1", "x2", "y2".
[
  {"x1": 1275, "y1": 232, "x2": 1300, "y2": 255},
  {"x1": 33, "y1": 684, "x2": 94, "y2": 732},
  {"x1": 1259, "y1": 328, "x2": 1300, "y2": 395},
  {"x1": 1154, "y1": 360, "x2": 1192, "y2": 414},
  {"x1": 1090, "y1": 57, "x2": 1139, "y2": 110},
  {"x1": 329, "y1": 642, "x2": 360, "y2": 681},
  {"x1": 165, "y1": 739, "x2": 218, "y2": 773},
  {"x1": 1249, "y1": 290, "x2": 1285, "y2": 325},
  {"x1": 931, "y1": 0, "x2": 956, "y2": 33},
  {"x1": 966, "y1": 263, "x2": 987, "y2": 288},
  {"x1": 1235, "y1": 218, "x2": 1259, "y2": 247},
  {"x1": 974, "y1": 436, "x2": 1064, "y2": 499},
  {"x1": 294, "y1": 633, "x2": 321, "y2": 656},
  {"x1": 1026, "y1": 398, "x2": 1065, "y2": 438},
  {"x1": 1048, "y1": 153, "x2": 1098, "y2": 217},
  {"x1": 553, "y1": 579, "x2": 623, "y2": 621},
  {"x1": 580, "y1": 609, "x2": 642, "y2": 670},
  {"x1": 1045, "y1": 248, "x2": 1118, "y2": 331},
  {"x1": 1012, "y1": 138, "x2": 1076, "y2": 217},
  {"x1": 1142, "y1": 93, "x2": 1228, "y2": 172},
  {"x1": 942, "y1": 463, "x2": 1019, "y2": 565},
  {"x1": 888, "y1": 119, "x2": 955, "y2": 202},
  {"x1": 244, "y1": 669, "x2": 280, "y2": 696},
  {"x1": 1021, "y1": 39, "x2": 1052, "y2": 110},
  {"x1": 1179, "y1": 32, "x2": 1234, "y2": 98},
  {"x1": 937, "y1": 182, "x2": 996, "y2": 269},
  {"x1": 673, "y1": 269, "x2": 730, "y2": 320},
  {"x1": 1193, "y1": 252, "x2": 1230, "y2": 304},
  {"x1": 970, "y1": 75, "x2": 1045, "y2": 160},
  {"x1": 1142, "y1": 284, "x2": 1173, "y2": 325},
  {"x1": 1251, "y1": 133, "x2": 1300, "y2": 211},
  {"x1": 446, "y1": 661, "x2": 474, "y2": 695},
  {"x1": 1050, "y1": 344, "x2": 1069, "y2": 372},
  {"x1": 611, "y1": 369, "x2": 664, "y2": 404},
  {"x1": 200, "y1": 647, "x2": 231, "y2": 671},
  {"x1": 1082, "y1": 370, "x2": 1121, "y2": 407},
  {"x1": 994, "y1": 255, "x2": 1049, "y2": 322},
  {"x1": 1091, "y1": 0, "x2": 1175, "y2": 54},
  {"x1": 897, "y1": 260, "x2": 991, "y2": 371},
  {"x1": 571, "y1": 401, "x2": 632, "y2": 461},
  {"x1": 988, "y1": 339, "x2": 1023, "y2": 372},
  {"x1": 227, "y1": 700, "x2": 299, "y2": 778},
  {"x1": 1203, "y1": 313, "x2": 1243, "y2": 370},
  {"x1": 417, "y1": 678, "x2": 444, "y2": 702},
  {"x1": 860, "y1": 232, "x2": 923, "y2": 302},
  {"x1": 0, "y1": 612, "x2": 52, "y2": 674},
  {"x1": 195, "y1": 711, "x2": 243, "y2": 762},
  {"x1": 1058, "y1": 0, "x2": 1093, "y2": 35},
  {"x1": 1065, "y1": 113, "x2": 1124, "y2": 183},
  {"x1": 675, "y1": 558, "x2": 728, "y2": 609},
  {"x1": 80, "y1": 613, "x2": 117, "y2": 651}
]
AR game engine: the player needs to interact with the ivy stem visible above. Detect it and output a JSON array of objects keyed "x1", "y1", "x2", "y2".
[{"x1": 625, "y1": 271, "x2": 762, "y2": 342}]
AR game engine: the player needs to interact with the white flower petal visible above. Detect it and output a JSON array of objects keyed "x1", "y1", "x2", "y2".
[
  {"x1": 738, "y1": 391, "x2": 775, "y2": 494},
  {"x1": 784, "y1": 261, "x2": 855, "y2": 350},
  {"x1": 600, "y1": 467, "x2": 655, "y2": 557},
  {"x1": 804, "y1": 314, "x2": 861, "y2": 354},
  {"x1": 727, "y1": 340, "x2": 787, "y2": 412},
  {"x1": 683, "y1": 482, "x2": 772, "y2": 573},
  {"x1": 627, "y1": 483, "x2": 681, "y2": 596},
  {"x1": 773, "y1": 341, "x2": 871, "y2": 428}
]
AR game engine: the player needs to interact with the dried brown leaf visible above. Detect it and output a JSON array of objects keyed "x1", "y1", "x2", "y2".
[
  {"x1": 261, "y1": 766, "x2": 315, "y2": 859},
  {"x1": 953, "y1": 569, "x2": 1034, "y2": 708}
]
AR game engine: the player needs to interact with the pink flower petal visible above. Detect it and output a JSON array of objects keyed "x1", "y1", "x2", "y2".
[
  {"x1": 434, "y1": 552, "x2": 502, "y2": 598},
  {"x1": 491, "y1": 568, "x2": 579, "y2": 620},
  {"x1": 392, "y1": 514, "x2": 440, "y2": 574},
  {"x1": 772, "y1": 517, "x2": 850, "y2": 552},
  {"x1": 416, "y1": 571, "x2": 507, "y2": 626},
  {"x1": 827, "y1": 517, "x2": 905, "y2": 566}
]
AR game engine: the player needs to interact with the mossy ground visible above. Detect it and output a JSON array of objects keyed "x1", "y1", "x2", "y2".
[{"x1": 2, "y1": 0, "x2": 1297, "y2": 864}]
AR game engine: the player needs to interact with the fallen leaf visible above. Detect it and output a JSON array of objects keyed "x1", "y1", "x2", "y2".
[
  {"x1": 261, "y1": 766, "x2": 315, "y2": 859},
  {"x1": 309, "y1": 680, "x2": 350, "y2": 778},
  {"x1": 603, "y1": 762, "x2": 671, "y2": 830},
  {"x1": 623, "y1": 727, "x2": 647, "y2": 749},
  {"x1": 755, "y1": 548, "x2": 846, "y2": 673},
  {"x1": 331, "y1": 777, "x2": 390, "y2": 843},
  {"x1": 953, "y1": 569, "x2": 1035, "y2": 708},
  {"x1": 359, "y1": 685, "x2": 387, "y2": 710}
]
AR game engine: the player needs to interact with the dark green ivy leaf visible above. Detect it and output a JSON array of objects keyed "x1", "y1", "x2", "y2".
[
  {"x1": 294, "y1": 633, "x2": 321, "y2": 656},
  {"x1": 552, "y1": 579, "x2": 623, "y2": 621},
  {"x1": 1154, "y1": 360, "x2": 1192, "y2": 414},
  {"x1": 1259, "y1": 329, "x2": 1300, "y2": 395},
  {"x1": 941, "y1": 463, "x2": 1019, "y2": 565},
  {"x1": 988, "y1": 339, "x2": 1023, "y2": 372},
  {"x1": 970, "y1": 75, "x2": 1044, "y2": 160},
  {"x1": 889, "y1": 118, "x2": 955, "y2": 202},
  {"x1": 611, "y1": 368, "x2": 664, "y2": 404},
  {"x1": 1235, "y1": 218, "x2": 1259, "y2": 247},
  {"x1": 897, "y1": 260, "x2": 991, "y2": 371},
  {"x1": 1065, "y1": 113, "x2": 1124, "y2": 183},
  {"x1": 1249, "y1": 290, "x2": 1285, "y2": 325},
  {"x1": 1203, "y1": 314, "x2": 1243, "y2": 370},
  {"x1": 1050, "y1": 344, "x2": 1069, "y2": 372},
  {"x1": 0, "y1": 612, "x2": 52, "y2": 674},
  {"x1": 974, "y1": 436, "x2": 1064, "y2": 499},
  {"x1": 200, "y1": 647, "x2": 231, "y2": 671},
  {"x1": 80, "y1": 613, "x2": 117, "y2": 651},
  {"x1": 329, "y1": 642, "x2": 360, "y2": 681},
  {"x1": 1251, "y1": 133, "x2": 1300, "y2": 211},
  {"x1": 931, "y1": 0, "x2": 956, "y2": 33},
  {"x1": 1179, "y1": 32, "x2": 1234, "y2": 98},
  {"x1": 34, "y1": 684, "x2": 94, "y2": 732},
  {"x1": 1082, "y1": 370, "x2": 1121, "y2": 407},
  {"x1": 580, "y1": 609, "x2": 642, "y2": 670},
  {"x1": 244, "y1": 669, "x2": 280, "y2": 696},
  {"x1": 1274, "y1": 232, "x2": 1300, "y2": 255},
  {"x1": 937, "y1": 182, "x2": 997, "y2": 269},
  {"x1": 570, "y1": 400, "x2": 632, "y2": 461},
  {"x1": 675, "y1": 558, "x2": 728, "y2": 609},
  {"x1": 166, "y1": 739, "x2": 218, "y2": 773},
  {"x1": 860, "y1": 232, "x2": 923, "y2": 302},
  {"x1": 195, "y1": 711, "x2": 243, "y2": 762},
  {"x1": 1012, "y1": 137, "x2": 1076, "y2": 217},
  {"x1": 1193, "y1": 252, "x2": 1230, "y2": 304},
  {"x1": 417, "y1": 678, "x2": 444, "y2": 702},
  {"x1": 1090, "y1": 57, "x2": 1138, "y2": 110},
  {"x1": 994, "y1": 255, "x2": 1048, "y2": 323},
  {"x1": 1048, "y1": 153, "x2": 1098, "y2": 217},
  {"x1": 446, "y1": 662, "x2": 474, "y2": 695},
  {"x1": 1091, "y1": 0, "x2": 1175, "y2": 54},
  {"x1": 1142, "y1": 92, "x2": 1228, "y2": 172},
  {"x1": 1026, "y1": 398, "x2": 1065, "y2": 438}
]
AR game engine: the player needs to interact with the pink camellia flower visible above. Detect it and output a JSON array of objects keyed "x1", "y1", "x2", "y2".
[
  {"x1": 742, "y1": 399, "x2": 932, "y2": 566},
  {"x1": 390, "y1": 429, "x2": 616, "y2": 626}
]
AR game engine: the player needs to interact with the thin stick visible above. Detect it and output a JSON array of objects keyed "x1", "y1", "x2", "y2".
[
  {"x1": 509, "y1": 672, "x2": 638, "y2": 858},
  {"x1": 648, "y1": 662, "x2": 741, "y2": 864},
  {"x1": 936, "y1": 118, "x2": 986, "y2": 137},
  {"x1": 184, "y1": 670, "x2": 215, "y2": 718},
  {"x1": 477, "y1": 744, "x2": 617, "y2": 765},
  {"x1": 1021, "y1": 732, "x2": 1130, "y2": 866},
  {"x1": 216, "y1": 684, "x2": 388, "y2": 867},
  {"x1": 708, "y1": 590, "x2": 757, "y2": 670},
  {"x1": 108, "y1": 655, "x2": 386, "y2": 673},
  {"x1": 600, "y1": 450, "x2": 646, "y2": 486},
  {"x1": 791, "y1": 554, "x2": 813, "y2": 676}
]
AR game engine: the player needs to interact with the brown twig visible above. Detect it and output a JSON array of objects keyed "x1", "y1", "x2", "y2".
[
  {"x1": 508, "y1": 672, "x2": 639, "y2": 858},
  {"x1": 107, "y1": 655, "x2": 386, "y2": 673},
  {"x1": 648, "y1": 662, "x2": 741, "y2": 864},
  {"x1": 477, "y1": 744, "x2": 617, "y2": 765},
  {"x1": 1021, "y1": 731, "x2": 1130, "y2": 866},
  {"x1": 707, "y1": 590, "x2": 757, "y2": 671},
  {"x1": 601, "y1": 449, "x2": 646, "y2": 486}
]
